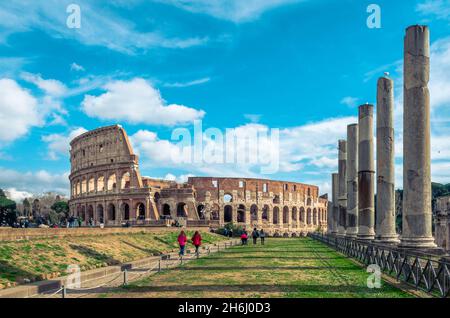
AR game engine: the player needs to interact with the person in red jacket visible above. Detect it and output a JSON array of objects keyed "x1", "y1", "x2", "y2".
[
  {"x1": 177, "y1": 230, "x2": 188, "y2": 257},
  {"x1": 191, "y1": 231, "x2": 202, "y2": 256},
  {"x1": 240, "y1": 231, "x2": 248, "y2": 245}
]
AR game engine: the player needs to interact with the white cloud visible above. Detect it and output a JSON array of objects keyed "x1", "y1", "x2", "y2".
[
  {"x1": 42, "y1": 127, "x2": 88, "y2": 160},
  {"x1": 70, "y1": 63, "x2": 85, "y2": 72},
  {"x1": 21, "y1": 72, "x2": 67, "y2": 97},
  {"x1": 416, "y1": 0, "x2": 450, "y2": 21},
  {"x1": 4, "y1": 188, "x2": 33, "y2": 202},
  {"x1": 0, "y1": 167, "x2": 69, "y2": 196},
  {"x1": 163, "y1": 173, "x2": 194, "y2": 183},
  {"x1": 340, "y1": 96, "x2": 359, "y2": 108},
  {"x1": 159, "y1": 0, "x2": 304, "y2": 23},
  {"x1": 0, "y1": 1, "x2": 208, "y2": 54},
  {"x1": 163, "y1": 77, "x2": 211, "y2": 88},
  {"x1": 82, "y1": 78, "x2": 205, "y2": 126},
  {"x1": 0, "y1": 79, "x2": 42, "y2": 142}
]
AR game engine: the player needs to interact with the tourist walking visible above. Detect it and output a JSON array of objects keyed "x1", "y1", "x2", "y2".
[
  {"x1": 260, "y1": 229, "x2": 266, "y2": 245},
  {"x1": 178, "y1": 230, "x2": 188, "y2": 257},
  {"x1": 251, "y1": 228, "x2": 259, "y2": 245},
  {"x1": 240, "y1": 231, "x2": 248, "y2": 245},
  {"x1": 191, "y1": 231, "x2": 202, "y2": 256}
]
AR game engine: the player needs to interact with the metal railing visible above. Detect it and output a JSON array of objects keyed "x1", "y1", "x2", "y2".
[{"x1": 309, "y1": 232, "x2": 450, "y2": 298}]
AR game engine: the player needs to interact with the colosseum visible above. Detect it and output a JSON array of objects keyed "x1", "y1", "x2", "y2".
[{"x1": 69, "y1": 125, "x2": 328, "y2": 236}]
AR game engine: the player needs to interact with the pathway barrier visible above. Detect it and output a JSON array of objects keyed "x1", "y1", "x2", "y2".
[{"x1": 309, "y1": 232, "x2": 450, "y2": 298}]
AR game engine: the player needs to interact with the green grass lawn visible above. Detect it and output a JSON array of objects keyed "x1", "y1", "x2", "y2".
[
  {"x1": 105, "y1": 237, "x2": 413, "y2": 298},
  {"x1": 0, "y1": 230, "x2": 225, "y2": 289}
]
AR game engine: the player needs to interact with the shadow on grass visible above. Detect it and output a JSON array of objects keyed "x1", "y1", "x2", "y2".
[
  {"x1": 120, "y1": 241, "x2": 161, "y2": 255},
  {"x1": 69, "y1": 244, "x2": 121, "y2": 266},
  {"x1": 0, "y1": 260, "x2": 38, "y2": 284}
]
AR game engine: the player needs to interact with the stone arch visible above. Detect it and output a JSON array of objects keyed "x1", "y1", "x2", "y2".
[
  {"x1": 88, "y1": 177, "x2": 95, "y2": 193},
  {"x1": 81, "y1": 178, "x2": 87, "y2": 193},
  {"x1": 97, "y1": 204, "x2": 104, "y2": 223},
  {"x1": 121, "y1": 172, "x2": 131, "y2": 189},
  {"x1": 197, "y1": 204, "x2": 206, "y2": 219},
  {"x1": 307, "y1": 197, "x2": 312, "y2": 206},
  {"x1": 237, "y1": 204, "x2": 246, "y2": 223},
  {"x1": 97, "y1": 176, "x2": 105, "y2": 192},
  {"x1": 81, "y1": 206, "x2": 86, "y2": 221},
  {"x1": 283, "y1": 206, "x2": 289, "y2": 224},
  {"x1": 107, "y1": 203, "x2": 116, "y2": 221},
  {"x1": 300, "y1": 207, "x2": 306, "y2": 223},
  {"x1": 177, "y1": 202, "x2": 187, "y2": 217},
  {"x1": 250, "y1": 204, "x2": 258, "y2": 222},
  {"x1": 273, "y1": 206, "x2": 280, "y2": 224},
  {"x1": 292, "y1": 207, "x2": 298, "y2": 222},
  {"x1": 223, "y1": 193, "x2": 233, "y2": 203},
  {"x1": 121, "y1": 203, "x2": 130, "y2": 220},
  {"x1": 313, "y1": 208, "x2": 317, "y2": 225},
  {"x1": 75, "y1": 181, "x2": 81, "y2": 195},
  {"x1": 262, "y1": 205, "x2": 269, "y2": 221},
  {"x1": 224, "y1": 205, "x2": 233, "y2": 223},
  {"x1": 154, "y1": 192, "x2": 160, "y2": 204},
  {"x1": 107, "y1": 174, "x2": 117, "y2": 191},
  {"x1": 136, "y1": 202, "x2": 146, "y2": 220},
  {"x1": 307, "y1": 208, "x2": 312, "y2": 225},
  {"x1": 162, "y1": 203, "x2": 171, "y2": 216},
  {"x1": 87, "y1": 205, "x2": 94, "y2": 220},
  {"x1": 273, "y1": 195, "x2": 280, "y2": 204}
]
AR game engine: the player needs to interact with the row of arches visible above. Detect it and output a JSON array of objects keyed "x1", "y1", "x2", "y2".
[
  {"x1": 72, "y1": 171, "x2": 132, "y2": 197},
  {"x1": 75, "y1": 201, "x2": 146, "y2": 224}
]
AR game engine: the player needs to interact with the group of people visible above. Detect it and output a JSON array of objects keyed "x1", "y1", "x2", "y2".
[
  {"x1": 176, "y1": 227, "x2": 267, "y2": 257},
  {"x1": 177, "y1": 230, "x2": 202, "y2": 257},
  {"x1": 240, "y1": 228, "x2": 266, "y2": 245}
]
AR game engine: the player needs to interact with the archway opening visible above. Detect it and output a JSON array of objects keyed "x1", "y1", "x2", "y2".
[
  {"x1": 211, "y1": 204, "x2": 219, "y2": 220},
  {"x1": 197, "y1": 204, "x2": 205, "y2": 219},
  {"x1": 283, "y1": 206, "x2": 289, "y2": 224},
  {"x1": 137, "y1": 203, "x2": 145, "y2": 220},
  {"x1": 162, "y1": 204, "x2": 171, "y2": 216},
  {"x1": 224, "y1": 205, "x2": 232, "y2": 223},
  {"x1": 250, "y1": 205, "x2": 258, "y2": 222},
  {"x1": 177, "y1": 202, "x2": 187, "y2": 217},
  {"x1": 307, "y1": 208, "x2": 312, "y2": 225},
  {"x1": 292, "y1": 207, "x2": 298, "y2": 222},
  {"x1": 273, "y1": 207, "x2": 279, "y2": 224},
  {"x1": 122, "y1": 203, "x2": 130, "y2": 220},
  {"x1": 262, "y1": 205, "x2": 269, "y2": 221},
  {"x1": 223, "y1": 194, "x2": 233, "y2": 203},
  {"x1": 121, "y1": 172, "x2": 131, "y2": 189},
  {"x1": 107, "y1": 203, "x2": 116, "y2": 221},
  {"x1": 237, "y1": 204, "x2": 246, "y2": 223},
  {"x1": 97, "y1": 204, "x2": 104, "y2": 223}
]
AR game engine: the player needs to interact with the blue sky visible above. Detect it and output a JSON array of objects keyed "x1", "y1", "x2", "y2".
[{"x1": 0, "y1": 0, "x2": 449, "y2": 201}]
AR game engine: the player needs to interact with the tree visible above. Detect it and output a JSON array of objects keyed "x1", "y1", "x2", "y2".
[
  {"x1": 51, "y1": 201, "x2": 69, "y2": 219},
  {"x1": 0, "y1": 189, "x2": 17, "y2": 226}
]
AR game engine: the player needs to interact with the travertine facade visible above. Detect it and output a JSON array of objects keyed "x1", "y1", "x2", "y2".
[{"x1": 69, "y1": 125, "x2": 328, "y2": 236}]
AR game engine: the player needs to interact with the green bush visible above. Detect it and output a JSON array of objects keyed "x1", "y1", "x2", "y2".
[{"x1": 217, "y1": 222, "x2": 246, "y2": 237}]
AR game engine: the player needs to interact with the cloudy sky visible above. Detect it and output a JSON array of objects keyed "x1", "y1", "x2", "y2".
[{"x1": 0, "y1": 0, "x2": 449, "y2": 201}]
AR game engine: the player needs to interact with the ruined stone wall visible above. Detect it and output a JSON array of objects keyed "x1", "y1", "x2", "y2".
[{"x1": 68, "y1": 126, "x2": 327, "y2": 235}]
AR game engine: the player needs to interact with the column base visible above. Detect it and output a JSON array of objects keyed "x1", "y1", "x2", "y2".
[
  {"x1": 398, "y1": 236, "x2": 437, "y2": 249},
  {"x1": 374, "y1": 234, "x2": 400, "y2": 245},
  {"x1": 357, "y1": 235, "x2": 375, "y2": 241}
]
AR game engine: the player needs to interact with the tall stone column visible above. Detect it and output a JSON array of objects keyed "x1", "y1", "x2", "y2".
[
  {"x1": 400, "y1": 25, "x2": 436, "y2": 248},
  {"x1": 331, "y1": 173, "x2": 339, "y2": 235},
  {"x1": 338, "y1": 140, "x2": 347, "y2": 236},
  {"x1": 358, "y1": 104, "x2": 375, "y2": 240},
  {"x1": 346, "y1": 124, "x2": 359, "y2": 238},
  {"x1": 375, "y1": 77, "x2": 399, "y2": 243}
]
